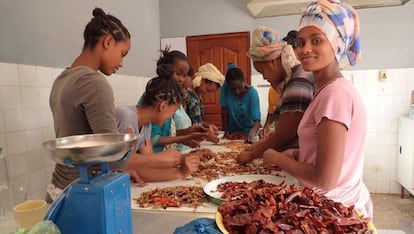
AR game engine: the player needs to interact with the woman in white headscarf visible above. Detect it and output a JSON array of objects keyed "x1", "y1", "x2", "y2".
[{"x1": 186, "y1": 63, "x2": 224, "y2": 134}]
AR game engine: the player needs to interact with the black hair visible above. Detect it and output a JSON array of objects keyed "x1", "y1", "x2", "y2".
[
  {"x1": 283, "y1": 30, "x2": 298, "y2": 49},
  {"x1": 225, "y1": 64, "x2": 245, "y2": 83},
  {"x1": 157, "y1": 46, "x2": 188, "y2": 66},
  {"x1": 204, "y1": 79, "x2": 221, "y2": 88},
  {"x1": 187, "y1": 66, "x2": 194, "y2": 77},
  {"x1": 83, "y1": 7, "x2": 131, "y2": 50},
  {"x1": 141, "y1": 64, "x2": 184, "y2": 107}
]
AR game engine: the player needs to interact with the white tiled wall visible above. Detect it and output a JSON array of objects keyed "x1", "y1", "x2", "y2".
[
  {"x1": 0, "y1": 62, "x2": 150, "y2": 202},
  {"x1": 353, "y1": 68, "x2": 414, "y2": 194},
  {"x1": 0, "y1": 61, "x2": 413, "y2": 200},
  {"x1": 251, "y1": 68, "x2": 414, "y2": 195}
]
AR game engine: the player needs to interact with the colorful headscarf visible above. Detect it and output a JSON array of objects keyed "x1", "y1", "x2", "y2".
[
  {"x1": 247, "y1": 25, "x2": 301, "y2": 81},
  {"x1": 193, "y1": 63, "x2": 225, "y2": 88},
  {"x1": 299, "y1": 0, "x2": 361, "y2": 68}
]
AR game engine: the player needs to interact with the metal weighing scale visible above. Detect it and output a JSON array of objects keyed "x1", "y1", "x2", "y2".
[{"x1": 42, "y1": 133, "x2": 138, "y2": 234}]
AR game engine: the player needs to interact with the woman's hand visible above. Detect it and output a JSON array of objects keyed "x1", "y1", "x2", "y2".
[
  {"x1": 283, "y1": 148, "x2": 299, "y2": 160},
  {"x1": 204, "y1": 133, "x2": 219, "y2": 144},
  {"x1": 179, "y1": 154, "x2": 201, "y2": 179},
  {"x1": 191, "y1": 148, "x2": 215, "y2": 161},
  {"x1": 180, "y1": 132, "x2": 204, "y2": 148},
  {"x1": 246, "y1": 130, "x2": 257, "y2": 143},
  {"x1": 259, "y1": 126, "x2": 272, "y2": 139},
  {"x1": 236, "y1": 151, "x2": 254, "y2": 165},
  {"x1": 262, "y1": 149, "x2": 282, "y2": 169},
  {"x1": 237, "y1": 140, "x2": 266, "y2": 165},
  {"x1": 187, "y1": 125, "x2": 208, "y2": 133},
  {"x1": 160, "y1": 148, "x2": 182, "y2": 167},
  {"x1": 245, "y1": 140, "x2": 261, "y2": 152},
  {"x1": 208, "y1": 124, "x2": 219, "y2": 134},
  {"x1": 123, "y1": 169, "x2": 147, "y2": 187}
]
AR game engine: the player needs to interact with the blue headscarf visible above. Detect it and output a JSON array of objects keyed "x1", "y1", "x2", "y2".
[{"x1": 299, "y1": 0, "x2": 361, "y2": 68}]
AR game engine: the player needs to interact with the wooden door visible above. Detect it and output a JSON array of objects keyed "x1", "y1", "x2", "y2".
[{"x1": 186, "y1": 32, "x2": 251, "y2": 129}]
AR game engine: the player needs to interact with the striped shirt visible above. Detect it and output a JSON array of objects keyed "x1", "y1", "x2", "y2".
[{"x1": 274, "y1": 65, "x2": 314, "y2": 120}]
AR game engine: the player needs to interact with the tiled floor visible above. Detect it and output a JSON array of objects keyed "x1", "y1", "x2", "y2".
[{"x1": 372, "y1": 193, "x2": 414, "y2": 233}]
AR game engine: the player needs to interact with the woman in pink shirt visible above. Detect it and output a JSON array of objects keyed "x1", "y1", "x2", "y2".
[{"x1": 263, "y1": 0, "x2": 373, "y2": 218}]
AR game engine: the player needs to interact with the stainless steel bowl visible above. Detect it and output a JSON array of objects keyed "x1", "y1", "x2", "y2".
[{"x1": 42, "y1": 133, "x2": 139, "y2": 166}]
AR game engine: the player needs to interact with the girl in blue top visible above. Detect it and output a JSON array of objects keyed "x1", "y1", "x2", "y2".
[{"x1": 220, "y1": 64, "x2": 261, "y2": 142}]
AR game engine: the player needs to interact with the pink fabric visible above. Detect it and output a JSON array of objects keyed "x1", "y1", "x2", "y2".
[{"x1": 297, "y1": 77, "x2": 373, "y2": 218}]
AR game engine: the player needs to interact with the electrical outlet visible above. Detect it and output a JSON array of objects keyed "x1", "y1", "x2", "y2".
[
  {"x1": 379, "y1": 70, "x2": 387, "y2": 81},
  {"x1": 378, "y1": 83, "x2": 390, "y2": 94}
]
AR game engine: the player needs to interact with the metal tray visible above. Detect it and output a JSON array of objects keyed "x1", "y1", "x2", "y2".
[{"x1": 43, "y1": 133, "x2": 138, "y2": 166}]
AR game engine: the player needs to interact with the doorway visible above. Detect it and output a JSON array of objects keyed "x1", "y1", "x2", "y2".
[{"x1": 186, "y1": 31, "x2": 251, "y2": 128}]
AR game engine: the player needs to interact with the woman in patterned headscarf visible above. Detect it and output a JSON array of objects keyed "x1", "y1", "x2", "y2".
[
  {"x1": 236, "y1": 25, "x2": 314, "y2": 165},
  {"x1": 262, "y1": 0, "x2": 373, "y2": 218}
]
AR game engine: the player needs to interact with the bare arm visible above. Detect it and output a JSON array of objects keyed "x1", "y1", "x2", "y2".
[
  {"x1": 123, "y1": 147, "x2": 183, "y2": 183},
  {"x1": 237, "y1": 111, "x2": 303, "y2": 164},
  {"x1": 152, "y1": 132, "x2": 202, "y2": 149},
  {"x1": 247, "y1": 120, "x2": 261, "y2": 142},
  {"x1": 263, "y1": 118, "x2": 346, "y2": 190},
  {"x1": 259, "y1": 113, "x2": 275, "y2": 139},
  {"x1": 138, "y1": 139, "x2": 153, "y2": 154},
  {"x1": 134, "y1": 168, "x2": 186, "y2": 181},
  {"x1": 126, "y1": 148, "x2": 181, "y2": 169},
  {"x1": 157, "y1": 135, "x2": 189, "y2": 146},
  {"x1": 264, "y1": 113, "x2": 275, "y2": 129},
  {"x1": 131, "y1": 154, "x2": 200, "y2": 182},
  {"x1": 201, "y1": 120, "x2": 219, "y2": 133},
  {"x1": 121, "y1": 130, "x2": 199, "y2": 184},
  {"x1": 176, "y1": 125, "x2": 207, "y2": 135}
]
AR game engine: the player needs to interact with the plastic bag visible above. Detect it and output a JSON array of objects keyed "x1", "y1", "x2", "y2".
[
  {"x1": 174, "y1": 218, "x2": 221, "y2": 234},
  {"x1": 14, "y1": 221, "x2": 61, "y2": 234}
]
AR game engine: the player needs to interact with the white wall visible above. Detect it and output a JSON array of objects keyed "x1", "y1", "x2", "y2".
[
  {"x1": 0, "y1": 62, "x2": 150, "y2": 201},
  {"x1": 353, "y1": 68, "x2": 414, "y2": 194},
  {"x1": 159, "y1": 0, "x2": 414, "y2": 71},
  {"x1": 0, "y1": 0, "x2": 160, "y2": 77},
  {"x1": 3, "y1": 0, "x2": 412, "y2": 76}
]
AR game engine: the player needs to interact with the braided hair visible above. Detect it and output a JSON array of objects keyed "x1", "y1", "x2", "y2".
[
  {"x1": 157, "y1": 46, "x2": 188, "y2": 66},
  {"x1": 83, "y1": 7, "x2": 131, "y2": 50},
  {"x1": 141, "y1": 64, "x2": 184, "y2": 107}
]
